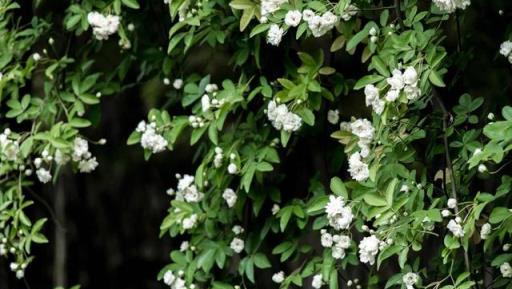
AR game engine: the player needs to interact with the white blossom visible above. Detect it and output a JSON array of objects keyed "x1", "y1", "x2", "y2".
[
  {"x1": 78, "y1": 157, "x2": 99, "y2": 173},
  {"x1": 325, "y1": 195, "x2": 353, "y2": 230},
  {"x1": 139, "y1": 122, "x2": 168, "y2": 153},
  {"x1": 327, "y1": 109, "x2": 340, "y2": 124},
  {"x1": 285, "y1": 10, "x2": 302, "y2": 27},
  {"x1": 441, "y1": 209, "x2": 451, "y2": 217},
  {"x1": 312, "y1": 274, "x2": 323, "y2": 289},
  {"x1": 302, "y1": 9, "x2": 315, "y2": 21},
  {"x1": 205, "y1": 83, "x2": 218, "y2": 93},
  {"x1": 227, "y1": 163, "x2": 238, "y2": 174},
  {"x1": 260, "y1": 0, "x2": 287, "y2": 18},
  {"x1": 36, "y1": 168, "x2": 52, "y2": 183},
  {"x1": 447, "y1": 198, "x2": 457, "y2": 209},
  {"x1": 267, "y1": 24, "x2": 284, "y2": 46},
  {"x1": 87, "y1": 11, "x2": 120, "y2": 40},
  {"x1": 340, "y1": 4, "x2": 358, "y2": 21},
  {"x1": 272, "y1": 271, "x2": 285, "y2": 283},
  {"x1": 223, "y1": 188, "x2": 238, "y2": 207},
  {"x1": 180, "y1": 241, "x2": 189, "y2": 252},
  {"x1": 480, "y1": 223, "x2": 491, "y2": 239},
  {"x1": 320, "y1": 231, "x2": 333, "y2": 247},
  {"x1": 272, "y1": 204, "x2": 280, "y2": 215},
  {"x1": 348, "y1": 152, "x2": 369, "y2": 182},
  {"x1": 402, "y1": 273, "x2": 419, "y2": 289},
  {"x1": 266, "y1": 100, "x2": 302, "y2": 132},
  {"x1": 201, "y1": 94, "x2": 211, "y2": 112},
  {"x1": 230, "y1": 237, "x2": 245, "y2": 253},
  {"x1": 358, "y1": 235, "x2": 380, "y2": 265},
  {"x1": 182, "y1": 214, "x2": 198, "y2": 229},
  {"x1": 432, "y1": 0, "x2": 470, "y2": 13},
  {"x1": 501, "y1": 262, "x2": 512, "y2": 278},
  {"x1": 173, "y1": 79, "x2": 184, "y2": 89},
  {"x1": 447, "y1": 219, "x2": 464, "y2": 237},
  {"x1": 478, "y1": 164, "x2": 488, "y2": 173},
  {"x1": 232, "y1": 225, "x2": 244, "y2": 235}
]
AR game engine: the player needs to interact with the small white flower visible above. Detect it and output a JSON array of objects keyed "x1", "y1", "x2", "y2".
[
  {"x1": 272, "y1": 271, "x2": 285, "y2": 283},
  {"x1": 87, "y1": 12, "x2": 120, "y2": 40},
  {"x1": 480, "y1": 223, "x2": 491, "y2": 239},
  {"x1": 478, "y1": 164, "x2": 488, "y2": 173},
  {"x1": 327, "y1": 109, "x2": 340, "y2": 124},
  {"x1": 447, "y1": 219, "x2": 464, "y2": 237},
  {"x1": 284, "y1": 10, "x2": 302, "y2": 27},
  {"x1": 272, "y1": 204, "x2": 280, "y2": 215},
  {"x1": 36, "y1": 168, "x2": 52, "y2": 183},
  {"x1": 78, "y1": 157, "x2": 99, "y2": 173},
  {"x1": 223, "y1": 188, "x2": 238, "y2": 207},
  {"x1": 501, "y1": 262, "x2": 512, "y2": 278},
  {"x1": 173, "y1": 79, "x2": 184, "y2": 89},
  {"x1": 358, "y1": 235, "x2": 380, "y2": 265},
  {"x1": 385, "y1": 89, "x2": 400, "y2": 102},
  {"x1": 302, "y1": 9, "x2": 315, "y2": 21},
  {"x1": 441, "y1": 209, "x2": 451, "y2": 217},
  {"x1": 163, "y1": 78, "x2": 171, "y2": 85},
  {"x1": 266, "y1": 24, "x2": 284, "y2": 46},
  {"x1": 402, "y1": 272, "x2": 419, "y2": 289},
  {"x1": 312, "y1": 274, "x2": 323, "y2": 289},
  {"x1": 403, "y1": 66, "x2": 418, "y2": 85},
  {"x1": 33, "y1": 53, "x2": 41, "y2": 61},
  {"x1": 504, "y1": 243, "x2": 511, "y2": 251},
  {"x1": 232, "y1": 225, "x2": 244, "y2": 235},
  {"x1": 447, "y1": 198, "x2": 457, "y2": 209},
  {"x1": 227, "y1": 163, "x2": 238, "y2": 174},
  {"x1": 201, "y1": 94, "x2": 211, "y2": 112},
  {"x1": 180, "y1": 241, "x2": 189, "y2": 251},
  {"x1": 488, "y1": 113, "x2": 495, "y2": 120},
  {"x1": 348, "y1": 152, "x2": 369, "y2": 182},
  {"x1": 320, "y1": 232, "x2": 333, "y2": 247},
  {"x1": 230, "y1": 237, "x2": 245, "y2": 253},
  {"x1": 182, "y1": 214, "x2": 198, "y2": 229},
  {"x1": 500, "y1": 41, "x2": 512, "y2": 56}
]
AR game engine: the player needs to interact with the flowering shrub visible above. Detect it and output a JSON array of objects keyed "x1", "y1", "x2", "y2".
[{"x1": 3, "y1": 0, "x2": 512, "y2": 289}]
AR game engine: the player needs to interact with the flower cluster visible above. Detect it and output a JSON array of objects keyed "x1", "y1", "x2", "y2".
[
  {"x1": 163, "y1": 270, "x2": 187, "y2": 289},
  {"x1": 303, "y1": 10, "x2": 338, "y2": 38},
  {"x1": 266, "y1": 24, "x2": 285, "y2": 46},
  {"x1": 432, "y1": 0, "x2": 470, "y2": 13},
  {"x1": 260, "y1": 0, "x2": 288, "y2": 21},
  {"x1": 0, "y1": 128, "x2": 19, "y2": 162},
  {"x1": 201, "y1": 84, "x2": 225, "y2": 112},
  {"x1": 385, "y1": 66, "x2": 420, "y2": 102},
  {"x1": 444, "y1": 198, "x2": 465, "y2": 237},
  {"x1": 87, "y1": 11, "x2": 120, "y2": 40},
  {"x1": 325, "y1": 195, "x2": 353, "y2": 230},
  {"x1": 327, "y1": 109, "x2": 340, "y2": 124},
  {"x1": 500, "y1": 41, "x2": 512, "y2": 64},
  {"x1": 502, "y1": 262, "x2": 512, "y2": 278},
  {"x1": 168, "y1": 174, "x2": 204, "y2": 203},
  {"x1": 266, "y1": 100, "x2": 302, "y2": 132},
  {"x1": 72, "y1": 137, "x2": 99, "y2": 173},
  {"x1": 230, "y1": 237, "x2": 244, "y2": 253},
  {"x1": 320, "y1": 229, "x2": 351, "y2": 259},
  {"x1": 364, "y1": 84, "x2": 385, "y2": 114},
  {"x1": 136, "y1": 121, "x2": 168, "y2": 153},
  {"x1": 272, "y1": 271, "x2": 285, "y2": 283},
  {"x1": 312, "y1": 274, "x2": 323, "y2": 289},
  {"x1": 358, "y1": 235, "x2": 380, "y2": 265},
  {"x1": 340, "y1": 118, "x2": 375, "y2": 182}
]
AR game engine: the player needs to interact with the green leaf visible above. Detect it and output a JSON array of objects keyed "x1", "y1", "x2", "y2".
[
  {"x1": 489, "y1": 207, "x2": 511, "y2": 224},
  {"x1": 354, "y1": 75, "x2": 385, "y2": 90},
  {"x1": 253, "y1": 253, "x2": 271, "y2": 268},
  {"x1": 428, "y1": 70, "x2": 445, "y2": 87},
  {"x1": 330, "y1": 177, "x2": 348, "y2": 199},
  {"x1": 122, "y1": 0, "x2": 140, "y2": 9},
  {"x1": 363, "y1": 193, "x2": 388, "y2": 206}
]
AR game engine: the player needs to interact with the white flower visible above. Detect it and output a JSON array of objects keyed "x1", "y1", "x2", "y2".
[
  {"x1": 402, "y1": 272, "x2": 419, "y2": 289},
  {"x1": 227, "y1": 163, "x2": 238, "y2": 174},
  {"x1": 163, "y1": 78, "x2": 171, "y2": 85},
  {"x1": 488, "y1": 113, "x2": 495, "y2": 120},
  {"x1": 267, "y1": 24, "x2": 284, "y2": 46},
  {"x1": 385, "y1": 89, "x2": 400, "y2": 102},
  {"x1": 331, "y1": 245, "x2": 346, "y2": 259},
  {"x1": 480, "y1": 223, "x2": 491, "y2": 239},
  {"x1": 36, "y1": 168, "x2": 52, "y2": 183},
  {"x1": 364, "y1": 84, "x2": 379, "y2": 106},
  {"x1": 266, "y1": 101, "x2": 302, "y2": 132},
  {"x1": 371, "y1": 98, "x2": 385, "y2": 114},
  {"x1": 72, "y1": 137, "x2": 89, "y2": 161},
  {"x1": 302, "y1": 9, "x2": 315, "y2": 21},
  {"x1": 2, "y1": 141, "x2": 19, "y2": 161},
  {"x1": 358, "y1": 235, "x2": 380, "y2": 265},
  {"x1": 335, "y1": 234, "x2": 351, "y2": 249},
  {"x1": 232, "y1": 225, "x2": 244, "y2": 235},
  {"x1": 182, "y1": 214, "x2": 198, "y2": 229},
  {"x1": 325, "y1": 195, "x2": 353, "y2": 230},
  {"x1": 87, "y1": 11, "x2": 120, "y2": 40},
  {"x1": 173, "y1": 79, "x2": 184, "y2": 89},
  {"x1": 223, "y1": 188, "x2": 238, "y2": 207},
  {"x1": 33, "y1": 53, "x2": 41, "y2": 61},
  {"x1": 327, "y1": 109, "x2": 340, "y2": 124},
  {"x1": 447, "y1": 198, "x2": 457, "y2": 209},
  {"x1": 504, "y1": 244, "x2": 511, "y2": 251},
  {"x1": 478, "y1": 164, "x2": 488, "y2": 173},
  {"x1": 272, "y1": 204, "x2": 280, "y2": 215},
  {"x1": 205, "y1": 84, "x2": 218, "y2": 93},
  {"x1": 350, "y1": 118, "x2": 374, "y2": 141},
  {"x1": 163, "y1": 270, "x2": 186, "y2": 289},
  {"x1": 447, "y1": 219, "x2": 464, "y2": 237},
  {"x1": 320, "y1": 232, "x2": 333, "y2": 247},
  {"x1": 260, "y1": 0, "x2": 288, "y2": 18},
  {"x1": 403, "y1": 67, "x2": 418, "y2": 85},
  {"x1": 140, "y1": 123, "x2": 168, "y2": 153},
  {"x1": 78, "y1": 157, "x2": 99, "y2": 173},
  {"x1": 201, "y1": 94, "x2": 211, "y2": 112},
  {"x1": 230, "y1": 237, "x2": 245, "y2": 253},
  {"x1": 501, "y1": 262, "x2": 512, "y2": 278},
  {"x1": 312, "y1": 274, "x2": 323, "y2": 289},
  {"x1": 285, "y1": 10, "x2": 302, "y2": 27},
  {"x1": 180, "y1": 241, "x2": 189, "y2": 252},
  {"x1": 340, "y1": 4, "x2": 358, "y2": 21},
  {"x1": 441, "y1": 209, "x2": 451, "y2": 217},
  {"x1": 404, "y1": 85, "x2": 421, "y2": 100},
  {"x1": 387, "y1": 69, "x2": 405, "y2": 90},
  {"x1": 433, "y1": 0, "x2": 470, "y2": 13},
  {"x1": 272, "y1": 271, "x2": 285, "y2": 283},
  {"x1": 348, "y1": 152, "x2": 369, "y2": 182}
]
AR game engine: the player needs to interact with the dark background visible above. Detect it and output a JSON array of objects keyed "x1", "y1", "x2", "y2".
[{"x1": 1, "y1": 0, "x2": 512, "y2": 288}]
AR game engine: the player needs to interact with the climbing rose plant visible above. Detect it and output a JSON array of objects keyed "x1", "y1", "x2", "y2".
[{"x1": 2, "y1": 0, "x2": 512, "y2": 289}]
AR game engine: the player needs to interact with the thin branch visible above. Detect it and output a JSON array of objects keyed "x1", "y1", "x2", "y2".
[{"x1": 432, "y1": 92, "x2": 472, "y2": 277}]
